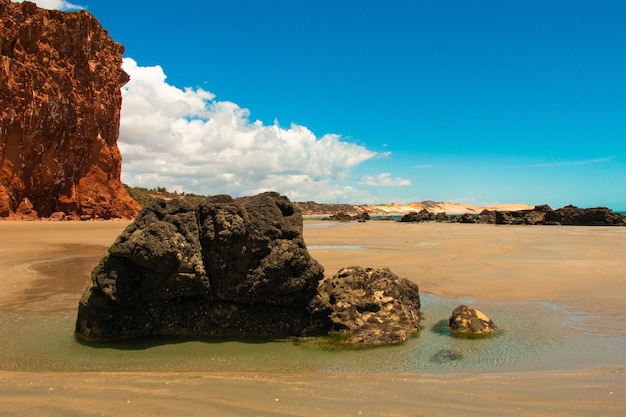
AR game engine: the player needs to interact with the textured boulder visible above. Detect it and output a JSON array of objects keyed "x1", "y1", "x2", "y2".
[
  {"x1": 448, "y1": 304, "x2": 498, "y2": 335},
  {"x1": 312, "y1": 266, "x2": 421, "y2": 345},
  {"x1": 0, "y1": 1, "x2": 140, "y2": 219},
  {"x1": 75, "y1": 192, "x2": 326, "y2": 340}
]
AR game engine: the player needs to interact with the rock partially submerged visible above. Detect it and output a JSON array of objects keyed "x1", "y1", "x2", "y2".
[
  {"x1": 430, "y1": 349, "x2": 464, "y2": 363},
  {"x1": 76, "y1": 193, "x2": 421, "y2": 346},
  {"x1": 312, "y1": 266, "x2": 421, "y2": 345},
  {"x1": 448, "y1": 304, "x2": 498, "y2": 336},
  {"x1": 76, "y1": 192, "x2": 326, "y2": 340}
]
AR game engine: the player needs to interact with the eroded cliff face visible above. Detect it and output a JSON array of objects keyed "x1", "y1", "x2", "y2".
[{"x1": 0, "y1": 0, "x2": 140, "y2": 219}]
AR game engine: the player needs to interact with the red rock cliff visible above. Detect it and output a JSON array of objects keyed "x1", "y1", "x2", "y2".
[{"x1": 0, "y1": 0, "x2": 140, "y2": 219}]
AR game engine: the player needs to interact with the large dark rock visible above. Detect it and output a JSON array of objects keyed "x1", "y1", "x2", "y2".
[
  {"x1": 75, "y1": 192, "x2": 326, "y2": 341},
  {"x1": 76, "y1": 192, "x2": 422, "y2": 346},
  {"x1": 312, "y1": 266, "x2": 421, "y2": 345}
]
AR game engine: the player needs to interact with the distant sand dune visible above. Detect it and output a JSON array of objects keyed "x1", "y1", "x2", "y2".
[{"x1": 361, "y1": 201, "x2": 534, "y2": 215}]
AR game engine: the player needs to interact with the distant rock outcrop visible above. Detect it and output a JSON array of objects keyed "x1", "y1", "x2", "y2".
[
  {"x1": 293, "y1": 201, "x2": 362, "y2": 216},
  {"x1": 399, "y1": 205, "x2": 624, "y2": 226},
  {"x1": 477, "y1": 205, "x2": 625, "y2": 226},
  {"x1": 324, "y1": 211, "x2": 370, "y2": 222},
  {"x1": 476, "y1": 209, "x2": 496, "y2": 224},
  {"x1": 0, "y1": 0, "x2": 140, "y2": 219},
  {"x1": 398, "y1": 209, "x2": 434, "y2": 223},
  {"x1": 552, "y1": 205, "x2": 625, "y2": 226}
]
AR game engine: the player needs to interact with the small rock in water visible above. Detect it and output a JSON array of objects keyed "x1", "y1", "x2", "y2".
[
  {"x1": 430, "y1": 349, "x2": 464, "y2": 363},
  {"x1": 448, "y1": 304, "x2": 498, "y2": 336}
]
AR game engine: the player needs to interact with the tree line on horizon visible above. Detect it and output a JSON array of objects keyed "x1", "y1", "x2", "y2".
[{"x1": 123, "y1": 185, "x2": 358, "y2": 214}]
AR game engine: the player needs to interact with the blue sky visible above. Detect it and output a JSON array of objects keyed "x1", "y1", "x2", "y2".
[{"x1": 21, "y1": 1, "x2": 626, "y2": 209}]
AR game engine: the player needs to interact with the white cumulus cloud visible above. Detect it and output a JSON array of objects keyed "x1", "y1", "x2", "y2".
[
  {"x1": 118, "y1": 58, "x2": 378, "y2": 202},
  {"x1": 11, "y1": 0, "x2": 83, "y2": 10},
  {"x1": 357, "y1": 173, "x2": 412, "y2": 187}
]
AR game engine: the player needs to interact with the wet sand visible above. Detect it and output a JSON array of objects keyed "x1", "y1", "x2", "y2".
[{"x1": 0, "y1": 220, "x2": 624, "y2": 416}]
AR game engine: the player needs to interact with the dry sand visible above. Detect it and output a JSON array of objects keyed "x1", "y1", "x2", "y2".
[{"x1": 0, "y1": 220, "x2": 624, "y2": 416}]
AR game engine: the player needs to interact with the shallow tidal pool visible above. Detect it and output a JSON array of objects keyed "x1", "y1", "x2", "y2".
[{"x1": 1, "y1": 294, "x2": 622, "y2": 374}]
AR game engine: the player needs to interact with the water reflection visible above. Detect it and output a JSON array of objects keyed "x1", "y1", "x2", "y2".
[{"x1": 1, "y1": 244, "x2": 106, "y2": 312}]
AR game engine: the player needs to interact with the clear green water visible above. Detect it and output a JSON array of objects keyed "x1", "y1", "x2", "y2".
[{"x1": 1, "y1": 294, "x2": 622, "y2": 374}]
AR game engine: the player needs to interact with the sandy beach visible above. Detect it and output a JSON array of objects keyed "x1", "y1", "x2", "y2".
[{"x1": 0, "y1": 220, "x2": 624, "y2": 416}]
